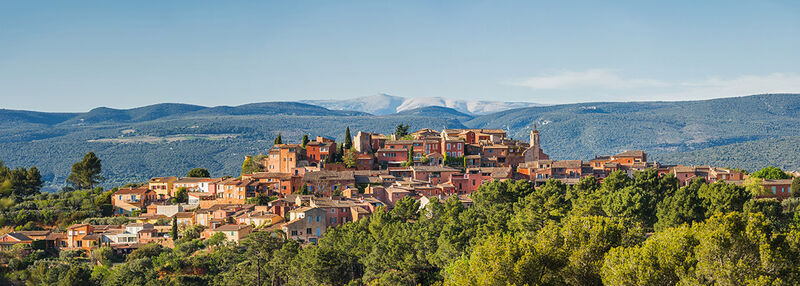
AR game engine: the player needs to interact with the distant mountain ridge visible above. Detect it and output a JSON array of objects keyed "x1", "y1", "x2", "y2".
[
  {"x1": 0, "y1": 102, "x2": 368, "y2": 126},
  {"x1": 1, "y1": 93, "x2": 799, "y2": 191},
  {"x1": 299, "y1": 94, "x2": 542, "y2": 115}
]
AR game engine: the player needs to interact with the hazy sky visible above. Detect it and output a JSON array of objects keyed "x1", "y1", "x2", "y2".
[{"x1": 1, "y1": 0, "x2": 799, "y2": 111}]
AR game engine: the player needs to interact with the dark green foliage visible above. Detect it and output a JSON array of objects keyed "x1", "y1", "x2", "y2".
[
  {"x1": 602, "y1": 186, "x2": 652, "y2": 226},
  {"x1": 6, "y1": 171, "x2": 800, "y2": 285},
  {"x1": 344, "y1": 126, "x2": 352, "y2": 150},
  {"x1": 171, "y1": 187, "x2": 188, "y2": 204},
  {"x1": 744, "y1": 198, "x2": 783, "y2": 223},
  {"x1": 186, "y1": 168, "x2": 210, "y2": 178},
  {"x1": 395, "y1": 124, "x2": 409, "y2": 137},
  {"x1": 750, "y1": 166, "x2": 792, "y2": 179},
  {"x1": 241, "y1": 155, "x2": 266, "y2": 175},
  {"x1": 171, "y1": 216, "x2": 178, "y2": 241},
  {"x1": 472, "y1": 179, "x2": 536, "y2": 233},
  {"x1": 403, "y1": 147, "x2": 414, "y2": 167},
  {"x1": 510, "y1": 179, "x2": 570, "y2": 232},
  {"x1": 657, "y1": 135, "x2": 800, "y2": 172},
  {"x1": 66, "y1": 152, "x2": 104, "y2": 190},
  {"x1": 301, "y1": 134, "x2": 309, "y2": 147},
  {"x1": 794, "y1": 177, "x2": 800, "y2": 198},
  {"x1": 655, "y1": 182, "x2": 706, "y2": 231},
  {"x1": 342, "y1": 148, "x2": 359, "y2": 168},
  {"x1": 0, "y1": 162, "x2": 42, "y2": 197},
  {"x1": 390, "y1": 196, "x2": 420, "y2": 222},
  {"x1": 0, "y1": 187, "x2": 111, "y2": 228},
  {"x1": 246, "y1": 193, "x2": 276, "y2": 206},
  {"x1": 274, "y1": 133, "x2": 283, "y2": 145},
  {"x1": 699, "y1": 181, "x2": 752, "y2": 217}
]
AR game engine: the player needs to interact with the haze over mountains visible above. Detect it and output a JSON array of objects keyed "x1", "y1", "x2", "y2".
[
  {"x1": 299, "y1": 93, "x2": 542, "y2": 115},
  {"x1": 1, "y1": 93, "x2": 798, "y2": 191}
]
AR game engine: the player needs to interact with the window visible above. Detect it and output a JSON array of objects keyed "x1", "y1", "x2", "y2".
[
  {"x1": 307, "y1": 216, "x2": 312, "y2": 222},
  {"x1": 773, "y1": 186, "x2": 777, "y2": 194},
  {"x1": 330, "y1": 217, "x2": 336, "y2": 224},
  {"x1": 316, "y1": 216, "x2": 321, "y2": 222},
  {"x1": 306, "y1": 228, "x2": 312, "y2": 234},
  {"x1": 316, "y1": 228, "x2": 321, "y2": 236},
  {"x1": 291, "y1": 230, "x2": 297, "y2": 236},
  {"x1": 331, "y1": 209, "x2": 335, "y2": 213}
]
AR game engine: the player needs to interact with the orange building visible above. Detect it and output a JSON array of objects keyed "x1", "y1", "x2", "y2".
[
  {"x1": 306, "y1": 137, "x2": 337, "y2": 166},
  {"x1": 266, "y1": 144, "x2": 306, "y2": 173}
]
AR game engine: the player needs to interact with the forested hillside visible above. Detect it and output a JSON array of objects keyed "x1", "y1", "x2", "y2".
[
  {"x1": 1, "y1": 94, "x2": 799, "y2": 190},
  {"x1": 0, "y1": 103, "x2": 464, "y2": 190},
  {"x1": 467, "y1": 93, "x2": 800, "y2": 160},
  {"x1": 655, "y1": 135, "x2": 800, "y2": 171}
]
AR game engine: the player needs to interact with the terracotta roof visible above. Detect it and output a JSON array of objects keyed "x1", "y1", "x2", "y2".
[
  {"x1": 175, "y1": 177, "x2": 215, "y2": 184},
  {"x1": 483, "y1": 145, "x2": 509, "y2": 149},
  {"x1": 552, "y1": 160, "x2": 583, "y2": 169},
  {"x1": 213, "y1": 224, "x2": 251, "y2": 231},
  {"x1": 616, "y1": 150, "x2": 645, "y2": 157},
  {"x1": 412, "y1": 166, "x2": 460, "y2": 172},
  {"x1": 16, "y1": 230, "x2": 51, "y2": 237},
  {"x1": 81, "y1": 234, "x2": 103, "y2": 240},
  {"x1": 762, "y1": 179, "x2": 794, "y2": 185},
  {"x1": 303, "y1": 171, "x2": 355, "y2": 181},
  {"x1": 3, "y1": 232, "x2": 32, "y2": 241},
  {"x1": 150, "y1": 177, "x2": 177, "y2": 183},
  {"x1": 66, "y1": 223, "x2": 90, "y2": 230},
  {"x1": 249, "y1": 172, "x2": 293, "y2": 180},
  {"x1": 115, "y1": 188, "x2": 150, "y2": 195}
]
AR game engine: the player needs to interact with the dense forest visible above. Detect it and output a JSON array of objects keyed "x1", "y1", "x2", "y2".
[
  {"x1": 1, "y1": 94, "x2": 800, "y2": 190},
  {"x1": 3, "y1": 162, "x2": 800, "y2": 285}
]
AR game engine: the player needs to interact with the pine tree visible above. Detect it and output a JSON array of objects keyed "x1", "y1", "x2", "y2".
[{"x1": 67, "y1": 152, "x2": 104, "y2": 190}]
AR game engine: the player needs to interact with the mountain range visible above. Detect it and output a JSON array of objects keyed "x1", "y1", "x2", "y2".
[
  {"x1": 0, "y1": 93, "x2": 798, "y2": 191},
  {"x1": 299, "y1": 93, "x2": 542, "y2": 115}
]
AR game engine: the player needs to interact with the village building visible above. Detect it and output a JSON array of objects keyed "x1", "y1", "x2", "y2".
[
  {"x1": 112, "y1": 187, "x2": 158, "y2": 215},
  {"x1": 283, "y1": 207, "x2": 328, "y2": 243},
  {"x1": 149, "y1": 177, "x2": 178, "y2": 199},
  {"x1": 205, "y1": 224, "x2": 253, "y2": 243}
]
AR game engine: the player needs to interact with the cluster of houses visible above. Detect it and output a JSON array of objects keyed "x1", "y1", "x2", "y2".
[{"x1": 1, "y1": 128, "x2": 795, "y2": 253}]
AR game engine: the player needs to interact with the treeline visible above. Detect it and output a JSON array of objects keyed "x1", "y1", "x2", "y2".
[
  {"x1": 4, "y1": 169, "x2": 800, "y2": 285},
  {"x1": 0, "y1": 155, "x2": 113, "y2": 230},
  {"x1": 0, "y1": 162, "x2": 42, "y2": 197}
]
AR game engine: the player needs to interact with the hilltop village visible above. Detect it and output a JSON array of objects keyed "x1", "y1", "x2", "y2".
[{"x1": 1, "y1": 127, "x2": 794, "y2": 253}]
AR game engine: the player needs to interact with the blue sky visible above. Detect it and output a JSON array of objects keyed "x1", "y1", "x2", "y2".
[{"x1": 1, "y1": 0, "x2": 799, "y2": 111}]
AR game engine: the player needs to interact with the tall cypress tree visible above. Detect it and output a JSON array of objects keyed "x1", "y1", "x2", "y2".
[
  {"x1": 344, "y1": 127, "x2": 353, "y2": 150},
  {"x1": 171, "y1": 216, "x2": 178, "y2": 241},
  {"x1": 274, "y1": 133, "x2": 283, "y2": 145},
  {"x1": 301, "y1": 134, "x2": 310, "y2": 147}
]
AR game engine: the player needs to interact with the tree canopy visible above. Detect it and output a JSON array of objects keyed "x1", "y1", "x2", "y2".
[
  {"x1": 66, "y1": 152, "x2": 104, "y2": 190},
  {"x1": 186, "y1": 168, "x2": 210, "y2": 178}
]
